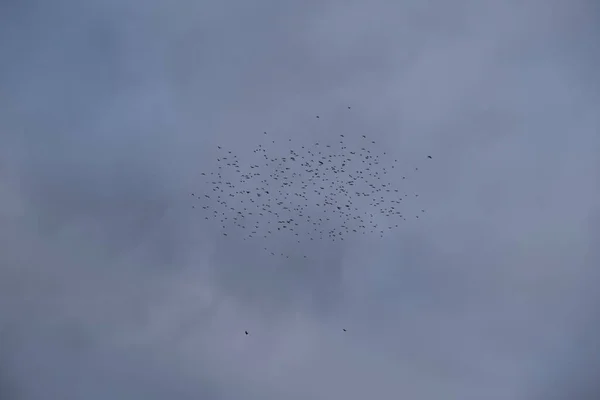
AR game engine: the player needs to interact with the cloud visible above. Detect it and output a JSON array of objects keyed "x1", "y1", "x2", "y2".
[{"x1": 1, "y1": 0, "x2": 599, "y2": 399}]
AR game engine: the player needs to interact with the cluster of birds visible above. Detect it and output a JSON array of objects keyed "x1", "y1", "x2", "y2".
[
  {"x1": 191, "y1": 107, "x2": 432, "y2": 263},
  {"x1": 191, "y1": 107, "x2": 434, "y2": 334}
]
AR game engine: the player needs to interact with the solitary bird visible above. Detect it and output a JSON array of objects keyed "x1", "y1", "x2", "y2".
[{"x1": 245, "y1": 331, "x2": 249, "y2": 335}]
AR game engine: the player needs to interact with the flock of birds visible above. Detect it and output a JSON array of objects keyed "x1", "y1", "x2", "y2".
[{"x1": 191, "y1": 107, "x2": 433, "y2": 334}]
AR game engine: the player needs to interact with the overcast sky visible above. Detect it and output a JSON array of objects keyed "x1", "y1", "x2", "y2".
[{"x1": 1, "y1": 0, "x2": 599, "y2": 399}]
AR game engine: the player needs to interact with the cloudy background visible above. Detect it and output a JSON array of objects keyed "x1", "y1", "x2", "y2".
[{"x1": 1, "y1": 0, "x2": 599, "y2": 398}]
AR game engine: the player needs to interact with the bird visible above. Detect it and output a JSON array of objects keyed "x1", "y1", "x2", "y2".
[{"x1": 245, "y1": 331, "x2": 249, "y2": 335}]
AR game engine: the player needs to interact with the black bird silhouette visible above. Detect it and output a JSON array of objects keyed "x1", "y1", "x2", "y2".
[{"x1": 245, "y1": 331, "x2": 248, "y2": 335}]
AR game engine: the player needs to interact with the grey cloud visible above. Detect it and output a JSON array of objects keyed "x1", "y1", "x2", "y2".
[{"x1": 1, "y1": 0, "x2": 599, "y2": 399}]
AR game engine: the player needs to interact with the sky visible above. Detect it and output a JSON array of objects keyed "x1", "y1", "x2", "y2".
[{"x1": 0, "y1": 0, "x2": 599, "y2": 399}]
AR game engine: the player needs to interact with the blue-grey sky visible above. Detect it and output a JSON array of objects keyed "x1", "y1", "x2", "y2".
[{"x1": 1, "y1": 0, "x2": 599, "y2": 399}]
